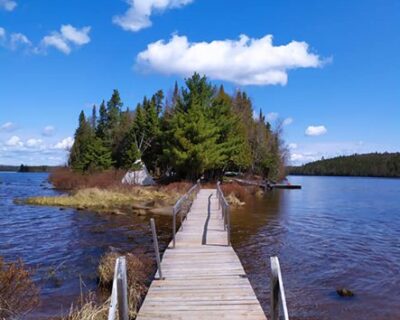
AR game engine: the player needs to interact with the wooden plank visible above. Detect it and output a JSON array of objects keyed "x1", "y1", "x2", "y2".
[{"x1": 136, "y1": 189, "x2": 267, "y2": 320}]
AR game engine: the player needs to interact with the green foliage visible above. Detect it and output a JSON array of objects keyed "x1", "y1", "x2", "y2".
[
  {"x1": 289, "y1": 153, "x2": 400, "y2": 177},
  {"x1": 68, "y1": 74, "x2": 286, "y2": 180}
]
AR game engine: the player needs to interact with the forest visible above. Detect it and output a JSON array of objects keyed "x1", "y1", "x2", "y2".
[
  {"x1": 69, "y1": 73, "x2": 287, "y2": 181},
  {"x1": 288, "y1": 153, "x2": 400, "y2": 177}
]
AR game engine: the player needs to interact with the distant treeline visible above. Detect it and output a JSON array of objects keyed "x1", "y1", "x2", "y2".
[
  {"x1": 288, "y1": 153, "x2": 400, "y2": 177},
  {"x1": 69, "y1": 73, "x2": 287, "y2": 180},
  {"x1": 0, "y1": 165, "x2": 59, "y2": 172}
]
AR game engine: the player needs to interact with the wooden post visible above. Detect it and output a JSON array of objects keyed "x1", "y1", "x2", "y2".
[
  {"x1": 226, "y1": 206, "x2": 231, "y2": 246},
  {"x1": 151, "y1": 218, "x2": 163, "y2": 279},
  {"x1": 116, "y1": 257, "x2": 129, "y2": 320},
  {"x1": 172, "y1": 207, "x2": 176, "y2": 249},
  {"x1": 107, "y1": 259, "x2": 119, "y2": 320},
  {"x1": 270, "y1": 256, "x2": 289, "y2": 320}
]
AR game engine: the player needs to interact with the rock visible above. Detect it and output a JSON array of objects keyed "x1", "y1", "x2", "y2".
[{"x1": 336, "y1": 288, "x2": 354, "y2": 297}]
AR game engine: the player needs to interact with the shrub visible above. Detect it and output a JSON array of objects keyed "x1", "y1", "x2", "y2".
[
  {"x1": 49, "y1": 168, "x2": 126, "y2": 190},
  {"x1": 221, "y1": 182, "x2": 248, "y2": 202},
  {"x1": 98, "y1": 252, "x2": 153, "y2": 317},
  {"x1": 0, "y1": 257, "x2": 39, "y2": 318}
]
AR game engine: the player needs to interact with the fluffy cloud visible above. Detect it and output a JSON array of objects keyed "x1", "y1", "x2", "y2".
[
  {"x1": 0, "y1": 122, "x2": 16, "y2": 131},
  {"x1": 288, "y1": 143, "x2": 298, "y2": 150},
  {"x1": 0, "y1": 0, "x2": 17, "y2": 11},
  {"x1": 42, "y1": 125, "x2": 55, "y2": 137},
  {"x1": 6, "y1": 135, "x2": 23, "y2": 147},
  {"x1": 283, "y1": 117, "x2": 293, "y2": 126},
  {"x1": 54, "y1": 137, "x2": 74, "y2": 150},
  {"x1": 113, "y1": 0, "x2": 193, "y2": 32},
  {"x1": 0, "y1": 28, "x2": 31, "y2": 51},
  {"x1": 26, "y1": 138, "x2": 43, "y2": 148},
  {"x1": 41, "y1": 25, "x2": 91, "y2": 54},
  {"x1": 305, "y1": 125, "x2": 327, "y2": 136},
  {"x1": 10, "y1": 32, "x2": 31, "y2": 49},
  {"x1": 137, "y1": 34, "x2": 324, "y2": 85}
]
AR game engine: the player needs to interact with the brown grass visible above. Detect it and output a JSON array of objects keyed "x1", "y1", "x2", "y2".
[
  {"x1": 49, "y1": 167, "x2": 126, "y2": 190},
  {"x1": 24, "y1": 187, "x2": 181, "y2": 213},
  {"x1": 99, "y1": 252, "x2": 152, "y2": 318},
  {"x1": 220, "y1": 182, "x2": 262, "y2": 206},
  {"x1": 0, "y1": 257, "x2": 40, "y2": 319}
]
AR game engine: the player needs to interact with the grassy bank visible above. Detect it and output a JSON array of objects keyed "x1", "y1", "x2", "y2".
[{"x1": 24, "y1": 186, "x2": 185, "y2": 215}]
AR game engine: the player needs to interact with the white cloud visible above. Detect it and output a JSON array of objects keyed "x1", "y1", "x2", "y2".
[
  {"x1": 26, "y1": 138, "x2": 43, "y2": 148},
  {"x1": 283, "y1": 117, "x2": 293, "y2": 126},
  {"x1": 266, "y1": 112, "x2": 279, "y2": 122},
  {"x1": 0, "y1": 122, "x2": 16, "y2": 131},
  {"x1": 42, "y1": 125, "x2": 55, "y2": 137},
  {"x1": 305, "y1": 125, "x2": 327, "y2": 136},
  {"x1": 6, "y1": 135, "x2": 23, "y2": 147},
  {"x1": 288, "y1": 143, "x2": 298, "y2": 150},
  {"x1": 0, "y1": 0, "x2": 17, "y2": 11},
  {"x1": 54, "y1": 137, "x2": 74, "y2": 150},
  {"x1": 113, "y1": 0, "x2": 194, "y2": 32},
  {"x1": 137, "y1": 34, "x2": 324, "y2": 85},
  {"x1": 10, "y1": 32, "x2": 31, "y2": 49},
  {"x1": 0, "y1": 27, "x2": 5, "y2": 38},
  {"x1": 41, "y1": 25, "x2": 91, "y2": 54},
  {"x1": 60, "y1": 25, "x2": 91, "y2": 45}
]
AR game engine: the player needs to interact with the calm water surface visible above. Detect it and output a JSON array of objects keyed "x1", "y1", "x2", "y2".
[
  {"x1": 0, "y1": 172, "x2": 170, "y2": 318},
  {"x1": 1, "y1": 173, "x2": 399, "y2": 319},
  {"x1": 231, "y1": 176, "x2": 400, "y2": 320}
]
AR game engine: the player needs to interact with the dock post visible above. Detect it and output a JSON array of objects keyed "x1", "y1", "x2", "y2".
[
  {"x1": 226, "y1": 206, "x2": 231, "y2": 245},
  {"x1": 270, "y1": 256, "x2": 289, "y2": 320},
  {"x1": 172, "y1": 207, "x2": 176, "y2": 248},
  {"x1": 151, "y1": 218, "x2": 163, "y2": 279},
  {"x1": 116, "y1": 257, "x2": 129, "y2": 320}
]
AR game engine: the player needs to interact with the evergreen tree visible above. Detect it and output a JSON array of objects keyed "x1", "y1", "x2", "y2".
[
  {"x1": 164, "y1": 74, "x2": 221, "y2": 179},
  {"x1": 96, "y1": 101, "x2": 108, "y2": 140}
]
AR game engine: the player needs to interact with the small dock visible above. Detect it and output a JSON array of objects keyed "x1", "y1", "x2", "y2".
[
  {"x1": 233, "y1": 178, "x2": 301, "y2": 190},
  {"x1": 136, "y1": 188, "x2": 267, "y2": 320}
]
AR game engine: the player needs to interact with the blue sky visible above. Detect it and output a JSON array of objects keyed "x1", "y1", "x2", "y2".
[{"x1": 1, "y1": 0, "x2": 399, "y2": 165}]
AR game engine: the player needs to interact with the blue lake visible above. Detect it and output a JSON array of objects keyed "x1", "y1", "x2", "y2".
[{"x1": 0, "y1": 173, "x2": 399, "y2": 319}]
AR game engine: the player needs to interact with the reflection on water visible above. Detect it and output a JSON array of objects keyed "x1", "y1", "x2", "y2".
[
  {"x1": 0, "y1": 173, "x2": 171, "y2": 318},
  {"x1": 231, "y1": 176, "x2": 400, "y2": 320}
]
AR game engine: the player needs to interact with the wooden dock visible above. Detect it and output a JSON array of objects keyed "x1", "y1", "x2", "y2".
[{"x1": 136, "y1": 188, "x2": 267, "y2": 320}]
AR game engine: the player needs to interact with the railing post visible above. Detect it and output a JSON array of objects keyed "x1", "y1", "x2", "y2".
[
  {"x1": 117, "y1": 257, "x2": 129, "y2": 320},
  {"x1": 226, "y1": 206, "x2": 231, "y2": 245},
  {"x1": 150, "y1": 218, "x2": 164, "y2": 280},
  {"x1": 107, "y1": 259, "x2": 119, "y2": 320},
  {"x1": 172, "y1": 207, "x2": 176, "y2": 249},
  {"x1": 270, "y1": 256, "x2": 289, "y2": 320}
]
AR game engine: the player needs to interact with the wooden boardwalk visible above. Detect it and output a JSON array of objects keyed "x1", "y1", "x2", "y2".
[{"x1": 137, "y1": 189, "x2": 267, "y2": 320}]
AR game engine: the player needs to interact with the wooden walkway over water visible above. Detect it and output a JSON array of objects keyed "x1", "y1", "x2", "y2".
[{"x1": 136, "y1": 188, "x2": 267, "y2": 320}]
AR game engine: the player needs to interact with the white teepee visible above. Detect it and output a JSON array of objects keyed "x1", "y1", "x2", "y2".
[{"x1": 122, "y1": 160, "x2": 155, "y2": 186}]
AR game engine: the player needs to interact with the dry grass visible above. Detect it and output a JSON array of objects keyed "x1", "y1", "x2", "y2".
[
  {"x1": 62, "y1": 294, "x2": 108, "y2": 320},
  {"x1": 221, "y1": 182, "x2": 262, "y2": 207},
  {"x1": 24, "y1": 187, "x2": 181, "y2": 213},
  {"x1": 0, "y1": 257, "x2": 39, "y2": 319},
  {"x1": 50, "y1": 168, "x2": 126, "y2": 190},
  {"x1": 62, "y1": 252, "x2": 153, "y2": 320},
  {"x1": 98, "y1": 252, "x2": 152, "y2": 317}
]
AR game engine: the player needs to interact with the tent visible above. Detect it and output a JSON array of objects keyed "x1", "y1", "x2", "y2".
[{"x1": 122, "y1": 160, "x2": 155, "y2": 186}]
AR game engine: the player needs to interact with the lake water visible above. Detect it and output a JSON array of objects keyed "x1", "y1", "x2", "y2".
[
  {"x1": 231, "y1": 175, "x2": 400, "y2": 320},
  {"x1": 0, "y1": 172, "x2": 170, "y2": 318},
  {"x1": 0, "y1": 173, "x2": 399, "y2": 319}
]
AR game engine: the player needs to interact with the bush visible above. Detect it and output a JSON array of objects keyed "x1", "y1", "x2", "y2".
[
  {"x1": 49, "y1": 167, "x2": 126, "y2": 190},
  {"x1": 98, "y1": 252, "x2": 153, "y2": 317},
  {"x1": 221, "y1": 182, "x2": 248, "y2": 202},
  {"x1": 0, "y1": 257, "x2": 39, "y2": 318}
]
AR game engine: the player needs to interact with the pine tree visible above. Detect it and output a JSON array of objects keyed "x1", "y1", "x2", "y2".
[
  {"x1": 164, "y1": 74, "x2": 221, "y2": 180},
  {"x1": 96, "y1": 101, "x2": 108, "y2": 140}
]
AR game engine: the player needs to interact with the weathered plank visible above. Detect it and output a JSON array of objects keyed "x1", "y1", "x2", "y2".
[{"x1": 137, "y1": 189, "x2": 266, "y2": 320}]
